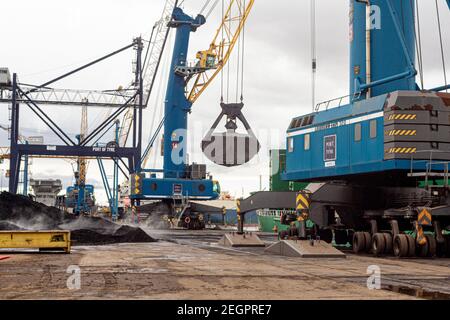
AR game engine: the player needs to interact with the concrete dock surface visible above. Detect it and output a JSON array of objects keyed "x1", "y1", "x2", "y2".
[{"x1": 0, "y1": 230, "x2": 449, "y2": 300}]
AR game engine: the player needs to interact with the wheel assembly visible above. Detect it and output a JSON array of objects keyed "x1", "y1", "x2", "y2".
[
  {"x1": 447, "y1": 236, "x2": 450, "y2": 257},
  {"x1": 393, "y1": 234, "x2": 409, "y2": 258},
  {"x1": 425, "y1": 234, "x2": 437, "y2": 258},
  {"x1": 362, "y1": 232, "x2": 372, "y2": 253},
  {"x1": 318, "y1": 228, "x2": 333, "y2": 243},
  {"x1": 353, "y1": 231, "x2": 366, "y2": 254},
  {"x1": 436, "y1": 239, "x2": 447, "y2": 257},
  {"x1": 417, "y1": 237, "x2": 429, "y2": 257},
  {"x1": 372, "y1": 233, "x2": 386, "y2": 256},
  {"x1": 405, "y1": 234, "x2": 416, "y2": 257},
  {"x1": 383, "y1": 233, "x2": 393, "y2": 254},
  {"x1": 334, "y1": 229, "x2": 349, "y2": 245}
]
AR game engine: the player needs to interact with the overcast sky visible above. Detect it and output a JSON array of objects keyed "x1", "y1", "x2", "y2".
[{"x1": 1, "y1": 0, "x2": 449, "y2": 204}]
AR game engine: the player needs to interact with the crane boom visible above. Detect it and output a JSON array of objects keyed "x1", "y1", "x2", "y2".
[
  {"x1": 187, "y1": 0, "x2": 255, "y2": 103},
  {"x1": 78, "y1": 104, "x2": 88, "y2": 186},
  {"x1": 118, "y1": 0, "x2": 178, "y2": 147}
]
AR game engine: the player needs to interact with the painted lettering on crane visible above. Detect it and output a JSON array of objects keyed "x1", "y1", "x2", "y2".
[{"x1": 92, "y1": 146, "x2": 116, "y2": 152}]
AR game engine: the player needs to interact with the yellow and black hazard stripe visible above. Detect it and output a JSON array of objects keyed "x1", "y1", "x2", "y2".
[
  {"x1": 387, "y1": 114, "x2": 417, "y2": 121},
  {"x1": 384, "y1": 129, "x2": 417, "y2": 136},
  {"x1": 418, "y1": 208, "x2": 432, "y2": 226},
  {"x1": 386, "y1": 147, "x2": 417, "y2": 154},
  {"x1": 236, "y1": 199, "x2": 241, "y2": 214},
  {"x1": 296, "y1": 192, "x2": 310, "y2": 211},
  {"x1": 415, "y1": 222, "x2": 427, "y2": 246}
]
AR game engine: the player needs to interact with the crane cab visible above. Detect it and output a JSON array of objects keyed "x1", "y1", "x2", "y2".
[{"x1": 196, "y1": 49, "x2": 217, "y2": 69}]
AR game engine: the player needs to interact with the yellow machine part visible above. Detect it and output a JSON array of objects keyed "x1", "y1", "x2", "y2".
[{"x1": 0, "y1": 230, "x2": 71, "y2": 253}]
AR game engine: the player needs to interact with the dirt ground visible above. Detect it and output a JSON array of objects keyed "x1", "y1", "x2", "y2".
[{"x1": 1, "y1": 236, "x2": 449, "y2": 300}]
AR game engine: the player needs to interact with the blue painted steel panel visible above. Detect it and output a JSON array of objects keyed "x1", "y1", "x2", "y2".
[
  {"x1": 137, "y1": 177, "x2": 219, "y2": 200},
  {"x1": 288, "y1": 95, "x2": 387, "y2": 133},
  {"x1": 163, "y1": 8, "x2": 206, "y2": 178},
  {"x1": 350, "y1": 0, "x2": 416, "y2": 99},
  {"x1": 283, "y1": 93, "x2": 437, "y2": 181},
  {"x1": 284, "y1": 1, "x2": 421, "y2": 182}
]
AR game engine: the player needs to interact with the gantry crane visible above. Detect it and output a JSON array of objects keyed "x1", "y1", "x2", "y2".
[
  {"x1": 65, "y1": 101, "x2": 96, "y2": 215},
  {"x1": 0, "y1": 124, "x2": 31, "y2": 195}
]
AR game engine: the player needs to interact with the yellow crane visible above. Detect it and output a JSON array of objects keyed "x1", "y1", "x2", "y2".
[
  {"x1": 188, "y1": 0, "x2": 255, "y2": 103},
  {"x1": 77, "y1": 102, "x2": 88, "y2": 187}
]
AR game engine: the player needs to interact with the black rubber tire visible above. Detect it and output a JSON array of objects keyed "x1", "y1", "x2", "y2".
[
  {"x1": 446, "y1": 236, "x2": 450, "y2": 257},
  {"x1": 417, "y1": 238, "x2": 429, "y2": 257},
  {"x1": 393, "y1": 234, "x2": 409, "y2": 258},
  {"x1": 436, "y1": 236, "x2": 448, "y2": 257},
  {"x1": 279, "y1": 230, "x2": 288, "y2": 240},
  {"x1": 372, "y1": 233, "x2": 386, "y2": 256},
  {"x1": 334, "y1": 229, "x2": 349, "y2": 245},
  {"x1": 405, "y1": 234, "x2": 416, "y2": 257},
  {"x1": 347, "y1": 230, "x2": 355, "y2": 244},
  {"x1": 425, "y1": 234, "x2": 437, "y2": 258},
  {"x1": 383, "y1": 233, "x2": 393, "y2": 254},
  {"x1": 353, "y1": 232, "x2": 365, "y2": 254},
  {"x1": 318, "y1": 228, "x2": 333, "y2": 243},
  {"x1": 362, "y1": 232, "x2": 372, "y2": 253}
]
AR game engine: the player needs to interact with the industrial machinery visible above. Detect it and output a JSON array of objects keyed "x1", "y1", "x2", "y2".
[
  {"x1": 130, "y1": 1, "x2": 257, "y2": 229},
  {"x1": 235, "y1": 0, "x2": 450, "y2": 258},
  {"x1": 282, "y1": 0, "x2": 450, "y2": 258},
  {"x1": 64, "y1": 98, "x2": 96, "y2": 216},
  {"x1": 0, "y1": 0, "x2": 256, "y2": 230}
]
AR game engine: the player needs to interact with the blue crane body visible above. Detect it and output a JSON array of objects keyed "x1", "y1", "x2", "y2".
[
  {"x1": 284, "y1": 0, "x2": 450, "y2": 183},
  {"x1": 65, "y1": 184, "x2": 95, "y2": 214},
  {"x1": 131, "y1": 8, "x2": 220, "y2": 202}
]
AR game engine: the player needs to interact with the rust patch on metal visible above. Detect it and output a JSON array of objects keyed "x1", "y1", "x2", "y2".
[{"x1": 436, "y1": 93, "x2": 450, "y2": 106}]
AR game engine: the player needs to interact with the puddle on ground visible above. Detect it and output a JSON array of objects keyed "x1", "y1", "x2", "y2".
[{"x1": 384, "y1": 285, "x2": 450, "y2": 300}]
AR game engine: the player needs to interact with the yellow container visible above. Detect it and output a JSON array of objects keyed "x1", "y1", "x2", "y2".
[{"x1": 0, "y1": 230, "x2": 71, "y2": 253}]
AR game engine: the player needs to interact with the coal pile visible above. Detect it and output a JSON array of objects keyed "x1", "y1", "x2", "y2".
[
  {"x1": 0, "y1": 221, "x2": 23, "y2": 231},
  {"x1": 71, "y1": 226, "x2": 155, "y2": 246},
  {"x1": 0, "y1": 192, "x2": 67, "y2": 229},
  {"x1": 0, "y1": 191, "x2": 156, "y2": 245}
]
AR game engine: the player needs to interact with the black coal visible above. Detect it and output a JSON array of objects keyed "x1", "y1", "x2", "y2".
[{"x1": 0, "y1": 192, "x2": 156, "y2": 245}]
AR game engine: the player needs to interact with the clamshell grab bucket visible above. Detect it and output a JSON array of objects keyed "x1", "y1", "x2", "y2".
[{"x1": 201, "y1": 102, "x2": 260, "y2": 167}]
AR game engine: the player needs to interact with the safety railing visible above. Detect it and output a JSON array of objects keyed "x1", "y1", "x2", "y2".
[
  {"x1": 409, "y1": 150, "x2": 450, "y2": 188},
  {"x1": 314, "y1": 94, "x2": 352, "y2": 112}
]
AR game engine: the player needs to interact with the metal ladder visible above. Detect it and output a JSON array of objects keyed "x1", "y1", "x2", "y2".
[{"x1": 408, "y1": 152, "x2": 450, "y2": 190}]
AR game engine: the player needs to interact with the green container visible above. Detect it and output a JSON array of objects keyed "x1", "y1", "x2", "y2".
[{"x1": 270, "y1": 149, "x2": 307, "y2": 192}]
